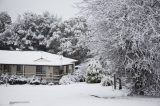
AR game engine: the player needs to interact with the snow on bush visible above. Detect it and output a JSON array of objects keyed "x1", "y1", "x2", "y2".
[
  {"x1": 59, "y1": 65, "x2": 86, "y2": 85},
  {"x1": 86, "y1": 59, "x2": 104, "y2": 83},
  {"x1": 86, "y1": 68, "x2": 102, "y2": 83},
  {"x1": 74, "y1": 66, "x2": 86, "y2": 82},
  {"x1": 0, "y1": 73, "x2": 9, "y2": 81},
  {"x1": 41, "y1": 79, "x2": 47, "y2": 85},
  {"x1": 0, "y1": 80, "x2": 4, "y2": 84},
  {"x1": 8, "y1": 75, "x2": 28, "y2": 85},
  {"x1": 101, "y1": 76, "x2": 113, "y2": 86},
  {"x1": 59, "y1": 74, "x2": 77, "y2": 85},
  {"x1": 29, "y1": 75, "x2": 41, "y2": 85},
  {"x1": 0, "y1": 74, "x2": 48, "y2": 85}
]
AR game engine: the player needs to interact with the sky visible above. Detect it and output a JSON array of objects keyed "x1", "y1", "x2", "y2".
[{"x1": 0, "y1": 0, "x2": 81, "y2": 21}]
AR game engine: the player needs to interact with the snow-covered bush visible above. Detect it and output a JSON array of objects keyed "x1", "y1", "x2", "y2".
[
  {"x1": 30, "y1": 79, "x2": 40, "y2": 85},
  {"x1": 29, "y1": 76, "x2": 40, "y2": 85},
  {"x1": 8, "y1": 75, "x2": 17, "y2": 85},
  {"x1": 41, "y1": 79, "x2": 47, "y2": 85},
  {"x1": 59, "y1": 74, "x2": 79, "y2": 85},
  {"x1": 16, "y1": 76, "x2": 27, "y2": 84},
  {"x1": 48, "y1": 82, "x2": 54, "y2": 85},
  {"x1": 86, "y1": 68, "x2": 102, "y2": 83},
  {"x1": 59, "y1": 65, "x2": 87, "y2": 85},
  {"x1": 86, "y1": 59, "x2": 103, "y2": 83},
  {"x1": 142, "y1": 85, "x2": 160, "y2": 97},
  {"x1": 73, "y1": 65, "x2": 86, "y2": 82},
  {"x1": 124, "y1": 61, "x2": 160, "y2": 96},
  {"x1": 8, "y1": 75, "x2": 27, "y2": 85},
  {"x1": 0, "y1": 80, "x2": 4, "y2": 84},
  {"x1": 101, "y1": 76, "x2": 113, "y2": 86},
  {"x1": 0, "y1": 73, "x2": 9, "y2": 81}
]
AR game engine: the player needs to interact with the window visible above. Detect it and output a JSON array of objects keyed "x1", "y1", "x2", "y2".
[
  {"x1": 17, "y1": 65, "x2": 23, "y2": 75},
  {"x1": 53, "y1": 66, "x2": 64, "y2": 75},
  {"x1": 60, "y1": 66, "x2": 63, "y2": 71},
  {"x1": 4, "y1": 65, "x2": 10, "y2": 74},
  {"x1": 59, "y1": 66, "x2": 64, "y2": 75},
  {"x1": 53, "y1": 66, "x2": 59, "y2": 75},
  {"x1": 36, "y1": 66, "x2": 46, "y2": 76},
  {"x1": 0, "y1": 65, "x2": 3, "y2": 74}
]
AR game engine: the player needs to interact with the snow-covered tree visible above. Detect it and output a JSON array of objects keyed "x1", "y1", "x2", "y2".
[
  {"x1": 0, "y1": 11, "x2": 90, "y2": 63},
  {"x1": 12, "y1": 12, "x2": 61, "y2": 50},
  {"x1": 0, "y1": 12, "x2": 11, "y2": 33},
  {"x1": 0, "y1": 12, "x2": 13, "y2": 50},
  {"x1": 86, "y1": 59, "x2": 104, "y2": 83},
  {"x1": 48, "y1": 17, "x2": 90, "y2": 63},
  {"x1": 79, "y1": 0, "x2": 160, "y2": 96}
]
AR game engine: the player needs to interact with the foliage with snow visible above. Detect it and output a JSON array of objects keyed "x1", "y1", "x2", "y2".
[
  {"x1": 101, "y1": 76, "x2": 113, "y2": 86},
  {"x1": 8, "y1": 75, "x2": 27, "y2": 85},
  {"x1": 59, "y1": 65, "x2": 86, "y2": 85},
  {"x1": 86, "y1": 59, "x2": 104, "y2": 83},
  {"x1": 79, "y1": 0, "x2": 160, "y2": 96},
  {"x1": 59, "y1": 74, "x2": 78, "y2": 85},
  {"x1": 0, "y1": 12, "x2": 11, "y2": 33},
  {"x1": 29, "y1": 75, "x2": 41, "y2": 85},
  {"x1": 0, "y1": 11, "x2": 90, "y2": 63},
  {"x1": 48, "y1": 17, "x2": 90, "y2": 63}
]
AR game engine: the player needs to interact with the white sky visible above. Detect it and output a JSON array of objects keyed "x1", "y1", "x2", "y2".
[{"x1": 0, "y1": 0, "x2": 80, "y2": 21}]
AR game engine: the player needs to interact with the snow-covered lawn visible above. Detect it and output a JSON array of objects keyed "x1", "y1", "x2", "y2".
[{"x1": 0, "y1": 83, "x2": 160, "y2": 106}]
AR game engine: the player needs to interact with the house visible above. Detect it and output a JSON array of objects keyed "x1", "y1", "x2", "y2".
[{"x1": 0, "y1": 50, "x2": 77, "y2": 83}]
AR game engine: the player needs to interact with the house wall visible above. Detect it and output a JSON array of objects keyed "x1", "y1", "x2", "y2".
[
  {"x1": 0, "y1": 63, "x2": 76, "y2": 82},
  {"x1": 0, "y1": 65, "x2": 16, "y2": 75},
  {"x1": 24, "y1": 65, "x2": 36, "y2": 77},
  {"x1": 46, "y1": 66, "x2": 54, "y2": 78},
  {"x1": 53, "y1": 66, "x2": 60, "y2": 75}
]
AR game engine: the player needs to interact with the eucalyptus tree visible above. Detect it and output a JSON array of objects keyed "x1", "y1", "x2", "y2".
[{"x1": 79, "y1": 0, "x2": 160, "y2": 96}]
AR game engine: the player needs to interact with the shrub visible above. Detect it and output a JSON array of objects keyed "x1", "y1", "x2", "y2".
[
  {"x1": 86, "y1": 69, "x2": 102, "y2": 83},
  {"x1": 86, "y1": 59, "x2": 104, "y2": 83},
  {"x1": 101, "y1": 76, "x2": 113, "y2": 86},
  {"x1": 59, "y1": 65, "x2": 86, "y2": 85},
  {"x1": 16, "y1": 76, "x2": 27, "y2": 84},
  {"x1": 73, "y1": 66, "x2": 86, "y2": 82},
  {"x1": 59, "y1": 74, "x2": 78, "y2": 85},
  {"x1": 0, "y1": 80, "x2": 4, "y2": 84},
  {"x1": 29, "y1": 76, "x2": 40, "y2": 85},
  {"x1": 41, "y1": 79, "x2": 47, "y2": 85},
  {"x1": 124, "y1": 61, "x2": 160, "y2": 96},
  {"x1": 48, "y1": 82, "x2": 54, "y2": 85},
  {"x1": 0, "y1": 73, "x2": 9, "y2": 82},
  {"x1": 8, "y1": 75, "x2": 27, "y2": 85}
]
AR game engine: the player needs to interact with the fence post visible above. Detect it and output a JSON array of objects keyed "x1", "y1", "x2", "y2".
[
  {"x1": 119, "y1": 78, "x2": 122, "y2": 90},
  {"x1": 114, "y1": 74, "x2": 116, "y2": 90}
]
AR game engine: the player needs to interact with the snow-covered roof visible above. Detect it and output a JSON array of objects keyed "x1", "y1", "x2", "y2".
[{"x1": 0, "y1": 50, "x2": 77, "y2": 66}]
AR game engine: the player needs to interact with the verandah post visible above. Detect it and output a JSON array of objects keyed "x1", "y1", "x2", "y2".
[{"x1": 23, "y1": 65, "x2": 25, "y2": 76}]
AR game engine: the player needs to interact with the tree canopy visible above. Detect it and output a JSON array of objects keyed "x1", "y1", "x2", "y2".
[
  {"x1": 79, "y1": 0, "x2": 160, "y2": 96},
  {"x1": 0, "y1": 12, "x2": 90, "y2": 63}
]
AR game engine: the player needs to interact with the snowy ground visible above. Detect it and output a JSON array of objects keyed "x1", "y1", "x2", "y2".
[{"x1": 0, "y1": 83, "x2": 160, "y2": 106}]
